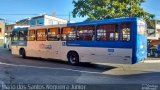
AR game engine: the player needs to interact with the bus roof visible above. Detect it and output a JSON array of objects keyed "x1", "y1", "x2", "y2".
[
  {"x1": 28, "y1": 17, "x2": 144, "y2": 30},
  {"x1": 29, "y1": 24, "x2": 67, "y2": 30},
  {"x1": 68, "y1": 17, "x2": 141, "y2": 26},
  {"x1": 13, "y1": 27, "x2": 28, "y2": 32}
]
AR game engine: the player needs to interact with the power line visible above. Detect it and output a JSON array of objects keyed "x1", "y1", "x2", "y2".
[
  {"x1": 0, "y1": 14, "x2": 40, "y2": 15},
  {"x1": 0, "y1": 13, "x2": 71, "y2": 16}
]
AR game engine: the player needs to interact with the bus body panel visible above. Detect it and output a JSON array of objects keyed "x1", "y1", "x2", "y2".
[
  {"x1": 12, "y1": 46, "x2": 19, "y2": 55},
  {"x1": 64, "y1": 41, "x2": 132, "y2": 64},
  {"x1": 12, "y1": 42, "x2": 131, "y2": 64},
  {"x1": 60, "y1": 46, "x2": 132, "y2": 64},
  {"x1": 95, "y1": 48, "x2": 132, "y2": 64},
  {"x1": 135, "y1": 19, "x2": 147, "y2": 63},
  {"x1": 26, "y1": 41, "x2": 62, "y2": 59}
]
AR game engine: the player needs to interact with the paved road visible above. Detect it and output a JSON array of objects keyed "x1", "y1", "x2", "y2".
[{"x1": 0, "y1": 48, "x2": 160, "y2": 90}]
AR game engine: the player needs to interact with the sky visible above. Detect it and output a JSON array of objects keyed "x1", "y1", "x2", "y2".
[{"x1": 0, "y1": 0, "x2": 159, "y2": 24}]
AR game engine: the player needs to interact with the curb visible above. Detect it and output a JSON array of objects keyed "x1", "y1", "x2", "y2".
[{"x1": 143, "y1": 60, "x2": 160, "y2": 63}]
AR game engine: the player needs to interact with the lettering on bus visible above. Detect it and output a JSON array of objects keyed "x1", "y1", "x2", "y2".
[
  {"x1": 62, "y1": 42, "x2": 66, "y2": 46},
  {"x1": 39, "y1": 44, "x2": 52, "y2": 49},
  {"x1": 108, "y1": 49, "x2": 114, "y2": 52}
]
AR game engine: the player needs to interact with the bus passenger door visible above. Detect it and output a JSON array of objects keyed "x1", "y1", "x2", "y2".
[
  {"x1": 52, "y1": 41, "x2": 61, "y2": 59},
  {"x1": 11, "y1": 30, "x2": 19, "y2": 55},
  {"x1": 43, "y1": 41, "x2": 61, "y2": 59},
  {"x1": 44, "y1": 42, "x2": 53, "y2": 59}
]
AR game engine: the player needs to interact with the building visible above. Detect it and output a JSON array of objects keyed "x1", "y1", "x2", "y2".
[
  {"x1": 147, "y1": 20, "x2": 160, "y2": 40},
  {"x1": 16, "y1": 14, "x2": 68, "y2": 27},
  {"x1": 147, "y1": 20, "x2": 160, "y2": 47},
  {"x1": 5, "y1": 24, "x2": 15, "y2": 35},
  {"x1": 0, "y1": 22, "x2": 5, "y2": 47},
  {"x1": 5, "y1": 24, "x2": 15, "y2": 48}
]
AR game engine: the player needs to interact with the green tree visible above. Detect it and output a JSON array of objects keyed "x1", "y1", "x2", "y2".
[{"x1": 72, "y1": 0, "x2": 155, "y2": 21}]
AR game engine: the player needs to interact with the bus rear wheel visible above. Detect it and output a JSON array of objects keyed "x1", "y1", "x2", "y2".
[{"x1": 68, "y1": 52, "x2": 79, "y2": 65}]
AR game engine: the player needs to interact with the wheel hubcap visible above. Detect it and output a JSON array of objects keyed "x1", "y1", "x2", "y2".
[{"x1": 70, "y1": 56, "x2": 76, "y2": 64}]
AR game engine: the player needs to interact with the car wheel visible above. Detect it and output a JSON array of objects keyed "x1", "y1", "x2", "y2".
[{"x1": 154, "y1": 53, "x2": 158, "y2": 58}]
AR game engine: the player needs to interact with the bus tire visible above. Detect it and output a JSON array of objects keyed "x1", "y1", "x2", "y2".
[
  {"x1": 20, "y1": 49, "x2": 26, "y2": 59},
  {"x1": 67, "y1": 52, "x2": 79, "y2": 65}
]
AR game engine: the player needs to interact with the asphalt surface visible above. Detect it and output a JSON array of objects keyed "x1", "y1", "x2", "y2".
[{"x1": 0, "y1": 48, "x2": 160, "y2": 90}]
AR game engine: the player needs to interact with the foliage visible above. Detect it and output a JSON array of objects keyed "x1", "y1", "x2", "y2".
[{"x1": 72, "y1": 0, "x2": 155, "y2": 21}]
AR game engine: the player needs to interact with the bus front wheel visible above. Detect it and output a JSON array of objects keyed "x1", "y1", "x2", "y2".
[
  {"x1": 68, "y1": 52, "x2": 79, "y2": 65},
  {"x1": 20, "y1": 49, "x2": 26, "y2": 59}
]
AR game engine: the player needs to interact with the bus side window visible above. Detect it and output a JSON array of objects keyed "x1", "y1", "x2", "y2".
[
  {"x1": 11, "y1": 31, "x2": 18, "y2": 41},
  {"x1": 36, "y1": 29, "x2": 47, "y2": 41},
  {"x1": 48, "y1": 28, "x2": 60, "y2": 41},
  {"x1": 19, "y1": 30, "x2": 27, "y2": 41},
  {"x1": 77, "y1": 26, "x2": 95, "y2": 41},
  {"x1": 120, "y1": 23, "x2": 131, "y2": 41},
  {"x1": 62, "y1": 27, "x2": 76, "y2": 41},
  {"x1": 96, "y1": 24, "x2": 118, "y2": 41},
  {"x1": 28, "y1": 29, "x2": 35, "y2": 41}
]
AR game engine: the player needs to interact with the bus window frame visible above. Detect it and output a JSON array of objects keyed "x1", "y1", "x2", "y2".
[
  {"x1": 11, "y1": 31, "x2": 19, "y2": 42},
  {"x1": 36, "y1": 28, "x2": 47, "y2": 41},
  {"x1": 19, "y1": 30, "x2": 28, "y2": 41},
  {"x1": 61, "y1": 27, "x2": 76, "y2": 41},
  {"x1": 77, "y1": 25, "x2": 95, "y2": 41},
  {"x1": 120, "y1": 22, "x2": 131, "y2": 42},
  {"x1": 96, "y1": 24, "x2": 119, "y2": 42},
  {"x1": 47, "y1": 27, "x2": 60, "y2": 41},
  {"x1": 28, "y1": 29, "x2": 36, "y2": 41}
]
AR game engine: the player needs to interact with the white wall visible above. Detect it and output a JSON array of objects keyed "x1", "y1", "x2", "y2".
[
  {"x1": 44, "y1": 15, "x2": 67, "y2": 25},
  {"x1": 0, "y1": 23, "x2": 5, "y2": 47}
]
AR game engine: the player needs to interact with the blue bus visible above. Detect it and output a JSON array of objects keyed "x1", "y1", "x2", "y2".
[{"x1": 11, "y1": 17, "x2": 147, "y2": 65}]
